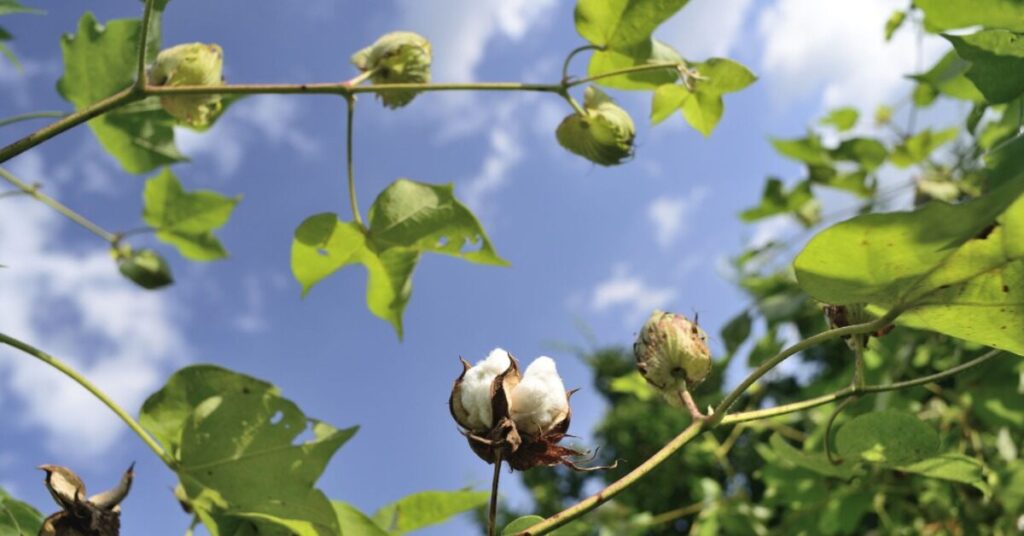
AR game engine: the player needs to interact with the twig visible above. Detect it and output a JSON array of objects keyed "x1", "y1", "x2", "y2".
[{"x1": 0, "y1": 167, "x2": 119, "y2": 244}]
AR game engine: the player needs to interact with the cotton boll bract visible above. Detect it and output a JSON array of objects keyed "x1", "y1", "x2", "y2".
[
  {"x1": 510, "y1": 357, "x2": 569, "y2": 436},
  {"x1": 633, "y1": 310, "x2": 712, "y2": 408}
]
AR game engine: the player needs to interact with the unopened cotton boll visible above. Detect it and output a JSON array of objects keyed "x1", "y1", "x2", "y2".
[
  {"x1": 457, "y1": 348, "x2": 513, "y2": 431},
  {"x1": 510, "y1": 356, "x2": 569, "y2": 436}
]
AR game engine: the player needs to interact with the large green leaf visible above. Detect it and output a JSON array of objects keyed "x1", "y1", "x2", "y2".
[
  {"x1": 897, "y1": 453, "x2": 991, "y2": 495},
  {"x1": 835, "y1": 411, "x2": 940, "y2": 466},
  {"x1": 917, "y1": 0, "x2": 1024, "y2": 32},
  {"x1": 910, "y1": 51, "x2": 986, "y2": 103},
  {"x1": 333, "y1": 502, "x2": 388, "y2": 536},
  {"x1": 794, "y1": 171, "x2": 1024, "y2": 354},
  {"x1": 0, "y1": 486, "x2": 43, "y2": 536},
  {"x1": 291, "y1": 214, "x2": 418, "y2": 338},
  {"x1": 947, "y1": 30, "x2": 1024, "y2": 104},
  {"x1": 588, "y1": 39, "x2": 681, "y2": 91},
  {"x1": 768, "y1": 434, "x2": 859, "y2": 480},
  {"x1": 143, "y1": 168, "x2": 239, "y2": 261},
  {"x1": 371, "y1": 490, "x2": 489, "y2": 534},
  {"x1": 367, "y1": 179, "x2": 507, "y2": 266},
  {"x1": 58, "y1": 13, "x2": 185, "y2": 174},
  {"x1": 141, "y1": 365, "x2": 356, "y2": 536},
  {"x1": 574, "y1": 0, "x2": 689, "y2": 50}
]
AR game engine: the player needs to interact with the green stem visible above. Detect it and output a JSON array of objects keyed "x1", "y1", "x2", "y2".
[
  {"x1": 824, "y1": 396, "x2": 856, "y2": 464},
  {"x1": 566, "y1": 61, "x2": 680, "y2": 87},
  {"x1": 519, "y1": 422, "x2": 704, "y2": 535},
  {"x1": 720, "y1": 348, "x2": 1003, "y2": 425},
  {"x1": 0, "y1": 111, "x2": 68, "y2": 128},
  {"x1": 0, "y1": 167, "x2": 119, "y2": 243},
  {"x1": 561, "y1": 44, "x2": 601, "y2": 83},
  {"x1": 0, "y1": 87, "x2": 138, "y2": 165},
  {"x1": 708, "y1": 307, "x2": 904, "y2": 425},
  {"x1": 0, "y1": 331, "x2": 174, "y2": 467},
  {"x1": 488, "y1": 451, "x2": 503, "y2": 536},
  {"x1": 344, "y1": 96, "x2": 363, "y2": 227},
  {"x1": 135, "y1": 0, "x2": 157, "y2": 92}
]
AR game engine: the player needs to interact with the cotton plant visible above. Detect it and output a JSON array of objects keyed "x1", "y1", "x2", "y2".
[{"x1": 449, "y1": 349, "x2": 610, "y2": 472}]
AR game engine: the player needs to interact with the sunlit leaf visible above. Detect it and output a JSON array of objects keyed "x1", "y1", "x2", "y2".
[
  {"x1": 897, "y1": 453, "x2": 991, "y2": 495},
  {"x1": 889, "y1": 127, "x2": 958, "y2": 167},
  {"x1": 0, "y1": 485, "x2": 43, "y2": 536},
  {"x1": 740, "y1": 179, "x2": 820, "y2": 227},
  {"x1": 333, "y1": 502, "x2": 388, "y2": 536},
  {"x1": 574, "y1": 0, "x2": 689, "y2": 50},
  {"x1": 947, "y1": 30, "x2": 1024, "y2": 104},
  {"x1": 588, "y1": 39, "x2": 681, "y2": 90},
  {"x1": 820, "y1": 107, "x2": 859, "y2": 131},
  {"x1": 143, "y1": 168, "x2": 239, "y2": 261},
  {"x1": 371, "y1": 490, "x2": 489, "y2": 534},
  {"x1": 917, "y1": 0, "x2": 1024, "y2": 33},
  {"x1": 910, "y1": 51, "x2": 986, "y2": 103}
]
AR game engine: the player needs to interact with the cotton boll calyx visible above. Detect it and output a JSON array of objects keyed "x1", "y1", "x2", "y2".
[
  {"x1": 556, "y1": 86, "x2": 636, "y2": 166},
  {"x1": 149, "y1": 43, "x2": 225, "y2": 127},
  {"x1": 510, "y1": 357, "x2": 569, "y2": 436},
  {"x1": 351, "y1": 31, "x2": 431, "y2": 109},
  {"x1": 449, "y1": 348, "x2": 518, "y2": 433},
  {"x1": 633, "y1": 310, "x2": 712, "y2": 407}
]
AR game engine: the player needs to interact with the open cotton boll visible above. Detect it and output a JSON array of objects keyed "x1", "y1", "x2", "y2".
[
  {"x1": 510, "y1": 356, "x2": 569, "y2": 436},
  {"x1": 458, "y1": 348, "x2": 512, "y2": 431}
]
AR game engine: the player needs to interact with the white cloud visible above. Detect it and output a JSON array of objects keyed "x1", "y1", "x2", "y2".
[
  {"x1": 647, "y1": 187, "x2": 709, "y2": 249},
  {"x1": 460, "y1": 98, "x2": 527, "y2": 215},
  {"x1": 757, "y1": 0, "x2": 946, "y2": 112},
  {"x1": 176, "y1": 95, "x2": 318, "y2": 177},
  {"x1": 0, "y1": 54, "x2": 60, "y2": 109},
  {"x1": 590, "y1": 265, "x2": 676, "y2": 325},
  {"x1": 660, "y1": 0, "x2": 755, "y2": 59},
  {"x1": 233, "y1": 275, "x2": 268, "y2": 334},
  {"x1": 0, "y1": 153, "x2": 186, "y2": 459}
]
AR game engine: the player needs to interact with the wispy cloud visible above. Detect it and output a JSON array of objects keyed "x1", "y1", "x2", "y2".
[
  {"x1": 0, "y1": 153, "x2": 186, "y2": 459},
  {"x1": 647, "y1": 187, "x2": 709, "y2": 249},
  {"x1": 660, "y1": 0, "x2": 755, "y2": 59},
  {"x1": 589, "y1": 264, "x2": 676, "y2": 325}
]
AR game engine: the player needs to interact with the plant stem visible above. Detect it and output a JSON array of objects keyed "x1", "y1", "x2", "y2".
[
  {"x1": 0, "y1": 87, "x2": 138, "y2": 165},
  {"x1": 0, "y1": 111, "x2": 68, "y2": 128},
  {"x1": 561, "y1": 44, "x2": 601, "y2": 83},
  {"x1": 0, "y1": 167, "x2": 119, "y2": 243},
  {"x1": 488, "y1": 452, "x2": 503, "y2": 536},
  {"x1": 720, "y1": 348, "x2": 1003, "y2": 425},
  {"x1": 135, "y1": 0, "x2": 157, "y2": 92},
  {"x1": 520, "y1": 422, "x2": 704, "y2": 535},
  {"x1": 344, "y1": 96, "x2": 363, "y2": 227},
  {"x1": 0, "y1": 332, "x2": 174, "y2": 467},
  {"x1": 824, "y1": 396, "x2": 856, "y2": 464}
]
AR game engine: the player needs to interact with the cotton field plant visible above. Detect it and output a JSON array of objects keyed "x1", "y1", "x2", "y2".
[{"x1": 1, "y1": 0, "x2": 1023, "y2": 535}]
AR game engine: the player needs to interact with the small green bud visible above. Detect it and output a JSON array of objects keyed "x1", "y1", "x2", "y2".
[
  {"x1": 117, "y1": 248, "x2": 173, "y2": 290},
  {"x1": 633, "y1": 310, "x2": 711, "y2": 406},
  {"x1": 556, "y1": 86, "x2": 636, "y2": 166},
  {"x1": 150, "y1": 43, "x2": 224, "y2": 127},
  {"x1": 351, "y1": 31, "x2": 432, "y2": 109}
]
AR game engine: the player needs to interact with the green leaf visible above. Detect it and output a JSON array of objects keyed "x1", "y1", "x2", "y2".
[
  {"x1": 367, "y1": 179, "x2": 507, "y2": 266},
  {"x1": 910, "y1": 51, "x2": 986, "y2": 103},
  {"x1": 588, "y1": 39, "x2": 681, "y2": 90},
  {"x1": 770, "y1": 135, "x2": 831, "y2": 166},
  {"x1": 371, "y1": 490, "x2": 489, "y2": 534},
  {"x1": 835, "y1": 411, "x2": 940, "y2": 466},
  {"x1": 768, "y1": 434, "x2": 858, "y2": 480},
  {"x1": 117, "y1": 248, "x2": 173, "y2": 289},
  {"x1": 820, "y1": 107, "x2": 859, "y2": 131},
  {"x1": 609, "y1": 371, "x2": 655, "y2": 401},
  {"x1": 808, "y1": 165, "x2": 874, "y2": 197},
  {"x1": 291, "y1": 214, "x2": 418, "y2": 338},
  {"x1": 650, "y1": 83, "x2": 688, "y2": 124},
  {"x1": 0, "y1": 0, "x2": 43, "y2": 16},
  {"x1": 832, "y1": 138, "x2": 888, "y2": 172},
  {"x1": 574, "y1": 0, "x2": 689, "y2": 50},
  {"x1": 720, "y1": 310, "x2": 752, "y2": 354},
  {"x1": 0, "y1": 486, "x2": 43, "y2": 536},
  {"x1": 503, "y1": 516, "x2": 546, "y2": 535},
  {"x1": 141, "y1": 365, "x2": 356, "y2": 536},
  {"x1": 896, "y1": 453, "x2": 991, "y2": 495},
  {"x1": 143, "y1": 168, "x2": 239, "y2": 261},
  {"x1": 917, "y1": 0, "x2": 1024, "y2": 33},
  {"x1": 740, "y1": 179, "x2": 821, "y2": 227},
  {"x1": 333, "y1": 502, "x2": 388, "y2": 536},
  {"x1": 947, "y1": 30, "x2": 1024, "y2": 104},
  {"x1": 793, "y1": 172, "x2": 1024, "y2": 354},
  {"x1": 884, "y1": 10, "x2": 906, "y2": 41},
  {"x1": 889, "y1": 127, "x2": 958, "y2": 167},
  {"x1": 695, "y1": 58, "x2": 757, "y2": 94},
  {"x1": 58, "y1": 13, "x2": 185, "y2": 174},
  {"x1": 680, "y1": 90, "x2": 722, "y2": 137}
]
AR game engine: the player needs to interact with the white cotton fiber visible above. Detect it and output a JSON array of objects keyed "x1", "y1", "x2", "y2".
[
  {"x1": 459, "y1": 348, "x2": 512, "y2": 431},
  {"x1": 510, "y1": 356, "x2": 568, "y2": 435}
]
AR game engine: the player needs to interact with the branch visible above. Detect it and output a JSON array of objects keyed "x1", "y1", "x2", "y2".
[
  {"x1": 0, "y1": 167, "x2": 119, "y2": 243},
  {"x1": 135, "y1": 0, "x2": 158, "y2": 92},
  {"x1": 0, "y1": 331, "x2": 174, "y2": 467},
  {"x1": 344, "y1": 96, "x2": 363, "y2": 226}
]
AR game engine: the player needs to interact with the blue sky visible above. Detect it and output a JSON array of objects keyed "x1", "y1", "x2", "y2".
[{"x1": 0, "y1": 0, "x2": 946, "y2": 534}]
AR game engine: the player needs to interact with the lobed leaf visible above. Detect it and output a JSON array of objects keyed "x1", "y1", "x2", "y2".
[
  {"x1": 574, "y1": 0, "x2": 689, "y2": 50},
  {"x1": 946, "y1": 30, "x2": 1024, "y2": 104},
  {"x1": 143, "y1": 168, "x2": 240, "y2": 261}
]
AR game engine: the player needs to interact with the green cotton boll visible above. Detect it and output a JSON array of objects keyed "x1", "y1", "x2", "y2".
[
  {"x1": 633, "y1": 310, "x2": 712, "y2": 407},
  {"x1": 150, "y1": 43, "x2": 224, "y2": 127},
  {"x1": 351, "y1": 31, "x2": 432, "y2": 109},
  {"x1": 556, "y1": 86, "x2": 635, "y2": 166},
  {"x1": 117, "y1": 249, "x2": 173, "y2": 290}
]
